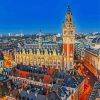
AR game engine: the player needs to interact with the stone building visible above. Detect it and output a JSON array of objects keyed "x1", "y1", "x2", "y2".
[
  {"x1": 83, "y1": 48, "x2": 100, "y2": 77},
  {"x1": 91, "y1": 36, "x2": 100, "y2": 49},
  {"x1": 0, "y1": 51, "x2": 4, "y2": 67},
  {"x1": 15, "y1": 6, "x2": 75, "y2": 71}
]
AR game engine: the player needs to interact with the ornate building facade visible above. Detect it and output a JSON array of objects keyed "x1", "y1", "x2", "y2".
[
  {"x1": 15, "y1": 6, "x2": 75, "y2": 71},
  {"x1": 83, "y1": 48, "x2": 100, "y2": 78},
  {"x1": 62, "y1": 5, "x2": 75, "y2": 70}
]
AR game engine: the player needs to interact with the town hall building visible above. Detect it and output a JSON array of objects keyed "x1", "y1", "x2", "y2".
[{"x1": 15, "y1": 6, "x2": 75, "y2": 71}]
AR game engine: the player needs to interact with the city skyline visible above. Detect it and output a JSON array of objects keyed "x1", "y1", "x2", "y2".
[
  {"x1": 0, "y1": 0, "x2": 99, "y2": 34},
  {"x1": 0, "y1": 1, "x2": 99, "y2": 99}
]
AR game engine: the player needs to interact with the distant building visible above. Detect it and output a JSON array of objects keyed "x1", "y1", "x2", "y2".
[
  {"x1": 89, "y1": 82, "x2": 100, "y2": 100},
  {"x1": 91, "y1": 36, "x2": 100, "y2": 49},
  {"x1": 15, "y1": 33, "x2": 24, "y2": 37},
  {"x1": 8, "y1": 33, "x2": 13, "y2": 37},
  {"x1": 0, "y1": 34, "x2": 2, "y2": 37},
  {"x1": 83, "y1": 48, "x2": 100, "y2": 77},
  {"x1": 3, "y1": 38, "x2": 8, "y2": 43},
  {"x1": 85, "y1": 32, "x2": 100, "y2": 44},
  {"x1": 75, "y1": 39, "x2": 100, "y2": 78},
  {"x1": 0, "y1": 51, "x2": 4, "y2": 67}
]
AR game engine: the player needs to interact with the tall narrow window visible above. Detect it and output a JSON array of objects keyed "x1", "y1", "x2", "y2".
[{"x1": 70, "y1": 18, "x2": 72, "y2": 22}]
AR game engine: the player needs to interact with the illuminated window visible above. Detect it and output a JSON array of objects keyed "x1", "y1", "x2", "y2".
[
  {"x1": 46, "y1": 61, "x2": 48, "y2": 64},
  {"x1": 54, "y1": 61, "x2": 56, "y2": 64},
  {"x1": 58, "y1": 62, "x2": 60, "y2": 65},
  {"x1": 70, "y1": 62, "x2": 73, "y2": 66},
  {"x1": 50, "y1": 60, "x2": 52, "y2": 64},
  {"x1": 70, "y1": 18, "x2": 72, "y2": 22}
]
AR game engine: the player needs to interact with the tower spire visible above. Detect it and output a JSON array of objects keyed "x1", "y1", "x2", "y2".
[
  {"x1": 67, "y1": 5, "x2": 71, "y2": 14},
  {"x1": 66, "y1": 5, "x2": 72, "y2": 23},
  {"x1": 62, "y1": 4, "x2": 75, "y2": 71}
]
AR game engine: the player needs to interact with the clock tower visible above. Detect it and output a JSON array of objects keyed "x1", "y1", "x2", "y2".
[{"x1": 63, "y1": 5, "x2": 75, "y2": 70}]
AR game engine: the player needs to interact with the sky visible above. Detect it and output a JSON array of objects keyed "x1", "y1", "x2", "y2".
[{"x1": 0, "y1": 0, "x2": 99, "y2": 34}]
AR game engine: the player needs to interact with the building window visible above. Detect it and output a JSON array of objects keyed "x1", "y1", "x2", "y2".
[
  {"x1": 70, "y1": 62, "x2": 73, "y2": 66},
  {"x1": 58, "y1": 62, "x2": 60, "y2": 65},
  {"x1": 50, "y1": 60, "x2": 52, "y2": 64},
  {"x1": 46, "y1": 61, "x2": 48, "y2": 64},
  {"x1": 54, "y1": 62, "x2": 56, "y2": 64},
  {"x1": 1, "y1": 61, "x2": 3, "y2": 67},
  {"x1": 70, "y1": 18, "x2": 72, "y2": 22}
]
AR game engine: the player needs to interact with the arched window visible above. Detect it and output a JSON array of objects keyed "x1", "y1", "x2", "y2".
[
  {"x1": 50, "y1": 60, "x2": 52, "y2": 64},
  {"x1": 70, "y1": 18, "x2": 72, "y2": 22},
  {"x1": 58, "y1": 62, "x2": 60, "y2": 65}
]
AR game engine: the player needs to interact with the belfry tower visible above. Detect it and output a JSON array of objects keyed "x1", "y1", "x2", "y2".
[
  {"x1": 38, "y1": 30, "x2": 42, "y2": 49},
  {"x1": 62, "y1": 5, "x2": 75, "y2": 70}
]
